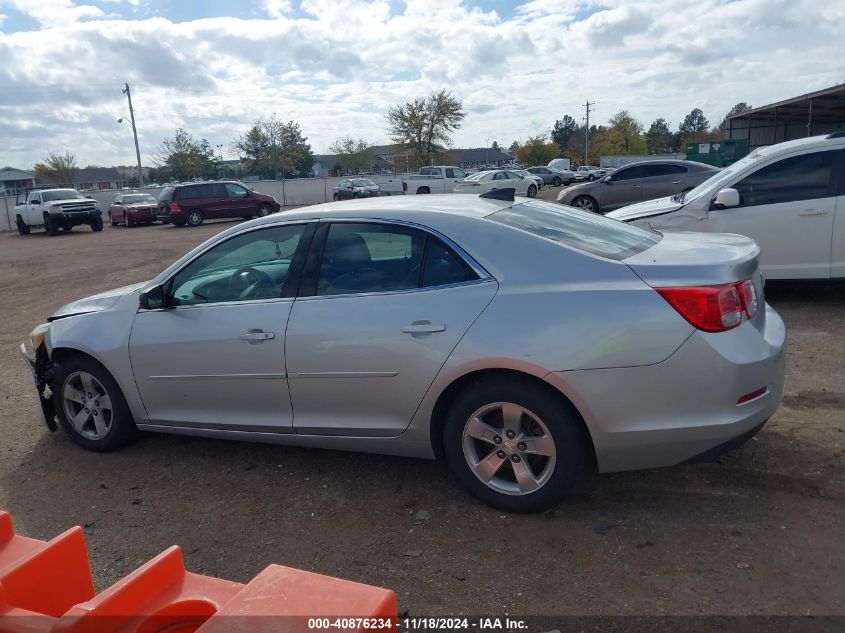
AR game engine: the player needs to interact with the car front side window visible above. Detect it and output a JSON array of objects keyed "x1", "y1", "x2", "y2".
[
  {"x1": 732, "y1": 151, "x2": 836, "y2": 207},
  {"x1": 168, "y1": 224, "x2": 307, "y2": 306}
]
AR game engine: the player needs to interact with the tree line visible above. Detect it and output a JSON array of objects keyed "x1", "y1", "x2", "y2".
[
  {"x1": 33, "y1": 95, "x2": 752, "y2": 184},
  {"x1": 510, "y1": 103, "x2": 752, "y2": 167}
]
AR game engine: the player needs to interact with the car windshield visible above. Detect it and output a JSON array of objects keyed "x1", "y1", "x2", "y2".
[
  {"x1": 488, "y1": 200, "x2": 660, "y2": 260},
  {"x1": 122, "y1": 194, "x2": 156, "y2": 204},
  {"x1": 41, "y1": 189, "x2": 84, "y2": 201},
  {"x1": 677, "y1": 149, "x2": 765, "y2": 204},
  {"x1": 465, "y1": 172, "x2": 490, "y2": 181},
  {"x1": 352, "y1": 179, "x2": 376, "y2": 187}
]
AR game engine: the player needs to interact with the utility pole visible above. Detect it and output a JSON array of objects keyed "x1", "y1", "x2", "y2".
[
  {"x1": 583, "y1": 100, "x2": 595, "y2": 166},
  {"x1": 122, "y1": 83, "x2": 144, "y2": 188}
]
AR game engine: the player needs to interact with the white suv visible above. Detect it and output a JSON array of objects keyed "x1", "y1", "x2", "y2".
[{"x1": 607, "y1": 132, "x2": 845, "y2": 280}]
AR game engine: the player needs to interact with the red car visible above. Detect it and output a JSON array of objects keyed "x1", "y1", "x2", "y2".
[{"x1": 108, "y1": 193, "x2": 159, "y2": 227}]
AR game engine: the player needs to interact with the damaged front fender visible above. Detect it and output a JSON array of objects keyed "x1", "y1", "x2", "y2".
[{"x1": 19, "y1": 343, "x2": 57, "y2": 431}]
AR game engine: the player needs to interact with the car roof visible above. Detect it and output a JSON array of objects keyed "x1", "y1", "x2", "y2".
[
  {"x1": 754, "y1": 132, "x2": 845, "y2": 157},
  {"x1": 617, "y1": 159, "x2": 718, "y2": 169},
  {"x1": 244, "y1": 193, "x2": 517, "y2": 227}
]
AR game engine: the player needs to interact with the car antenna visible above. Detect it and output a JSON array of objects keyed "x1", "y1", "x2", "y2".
[{"x1": 479, "y1": 188, "x2": 515, "y2": 201}]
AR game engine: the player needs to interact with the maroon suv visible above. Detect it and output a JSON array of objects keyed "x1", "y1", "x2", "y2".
[{"x1": 156, "y1": 181, "x2": 280, "y2": 227}]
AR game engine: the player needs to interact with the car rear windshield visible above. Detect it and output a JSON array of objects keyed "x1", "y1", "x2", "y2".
[
  {"x1": 487, "y1": 200, "x2": 660, "y2": 260},
  {"x1": 159, "y1": 187, "x2": 175, "y2": 201}
]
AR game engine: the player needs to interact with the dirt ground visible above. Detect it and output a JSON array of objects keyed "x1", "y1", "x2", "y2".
[{"x1": 0, "y1": 198, "x2": 843, "y2": 617}]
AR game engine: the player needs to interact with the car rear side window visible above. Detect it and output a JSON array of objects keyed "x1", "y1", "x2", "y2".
[
  {"x1": 488, "y1": 200, "x2": 660, "y2": 260},
  {"x1": 159, "y1": 187, "x2": 174, "y2": 201},
  {"x1": 645, "y1": 164, "x2": 687, "y2": 177},
  {"x1": 314, "y1": 223, "x2": 480, "y2": 296},
  {"x1": 733, "y1": 150, "x2": 835, "y2": 207}
]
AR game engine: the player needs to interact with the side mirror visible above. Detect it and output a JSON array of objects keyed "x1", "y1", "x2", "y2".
[
  {"x1": 139, "y1": 285, "x2": 166, "y2": 310},
  {"x1": 603, "y1": 176, "x2": 612, "y2": 184},
  {"x1": 713, "y1": 188, "x2": 740, "y2": 209}
]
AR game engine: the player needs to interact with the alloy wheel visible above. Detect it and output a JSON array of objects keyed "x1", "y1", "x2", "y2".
[
  {"x1": 574, "y1": 197, "x2": 596, "y2": 212},
  {"x1": 61, "y1": 371, "x2": 113, "y2": 440},
  {"x1": 461, "y1": 402, "x2": 557, "y2": 496}
]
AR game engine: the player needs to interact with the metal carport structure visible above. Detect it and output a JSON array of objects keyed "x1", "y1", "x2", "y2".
[{"x1": 726, "y1": 84, "x2": 845, "y2": 151}]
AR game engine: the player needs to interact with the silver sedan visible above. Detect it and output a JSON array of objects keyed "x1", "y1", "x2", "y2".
[{"x1": 21, "y1": 195, "x2": 786, "y2": 512}]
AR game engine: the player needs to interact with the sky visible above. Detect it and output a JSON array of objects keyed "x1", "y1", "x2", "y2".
[{"x1": 0, "y1": 0, "x2": 843, "y2": 169}]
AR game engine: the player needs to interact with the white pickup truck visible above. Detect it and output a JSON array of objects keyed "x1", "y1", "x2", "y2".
[
  {"x1": 573, "y1": 166, "x2": 608, "y2": 182},
  {"x1": 373, "y1": 166, "x2": 468, "y2": 195},
  {"x1": 15, "y1": 188, "x2": 103, "y2": 236}
]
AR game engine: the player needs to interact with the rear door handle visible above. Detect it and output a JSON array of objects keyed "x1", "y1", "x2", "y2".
[
  {"x1": 239, "y1": 330, "x2": 275, "y2": 341},
  {"x1": 671, "y1": 180, "x2": 681, "y2": 184},
  {"x1": 402, "y1": 321, "x2": 446, "y2": 334},
  {"x1": 797, "y1": 209, "x2": 827, "y2": 216}
]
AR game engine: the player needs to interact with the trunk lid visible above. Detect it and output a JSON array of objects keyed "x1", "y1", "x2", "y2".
[{"x1": 624, "y1": 231, "x2": 760, "y2": 287}]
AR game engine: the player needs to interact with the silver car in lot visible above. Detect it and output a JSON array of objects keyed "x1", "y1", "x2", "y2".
[
  {"x1": 558, "y1": 160, "x2": 720, "y2": 214},
  {"x1": 20, "y1": 194, "x2": 786, "y2": 512}
]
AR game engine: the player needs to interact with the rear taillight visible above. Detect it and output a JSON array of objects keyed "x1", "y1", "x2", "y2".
[
  {"x1": 170, "y1": 202, "x2": 180, "y2": 212},
  {"x1": 657, "y1": 279, "x2": 760, "y2": 332},
  {"x1": 740, "y1": 279, "x2": 758, "y2": 318},
  {"x1": 656, "y1": 283, "x2": 744, "y2": 332}
]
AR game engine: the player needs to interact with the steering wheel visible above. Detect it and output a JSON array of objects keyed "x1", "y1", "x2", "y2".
[{"x1": 229, "y1": 266, "x2": 276, "y2": 300}]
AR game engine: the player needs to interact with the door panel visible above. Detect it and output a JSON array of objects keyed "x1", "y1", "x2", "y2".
[
  {"x1": 285, "y1": 282, "x2": 497, "y2": 436},
  {"x1": 709, "y1": 150, "x2": 837, "y2": 279},
  {"x1": 129, "y1": 300, "x2": 294, "y2": 430}
]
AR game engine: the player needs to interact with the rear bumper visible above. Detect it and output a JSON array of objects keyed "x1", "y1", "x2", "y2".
[{"x1": 548, "y1": 303, "x2": 786, "y2": 472}]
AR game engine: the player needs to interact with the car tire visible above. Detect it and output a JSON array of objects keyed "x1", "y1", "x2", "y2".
[
  {"x1": 257, "y1": 203, "x2": 272, "y2": 217},
  {"x1": 185, "y1": 210, "x2": 204, "y2": 227},
  {"x1": 90, "y1": 215, "x2": 103, "y2": 232},
  {"x1": 16, "y1": 215, "x2": 31, "y2": 235},
  {"x1": 587, "y1": 174, "x2": 595, "y2": 181},
  {"x1": 442, "y1": 376, "x2": 586, "y2": 513},
  {"x1": 527, "y1": 184, "x2": 537, "y2": 198},
  {"x1": 571, "y1": 196, "x2": 598, "y2": 213},
  {"x1": 53, "y1": 355, "x2": 137, "y2": 453},
  {"x1": 126, "y1": 215, "x2": 134, "y2": 227},
  {"x1": 552, "y1": 177, "x2": 561, "y2": 187},
  {"x1": 333, "y1": 194, "x2": 339, "y2": 201},
  {"x1": 45, "y1": 216, "x2": 59, "y2": 236}
]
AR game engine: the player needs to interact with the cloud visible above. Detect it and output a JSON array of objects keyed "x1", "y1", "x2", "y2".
[{"x1": 0, "y1": 0, "x2": 842, "y2": 169}]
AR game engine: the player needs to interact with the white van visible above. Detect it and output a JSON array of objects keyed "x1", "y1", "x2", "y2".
[{"x1": 607, "y1": 133, "x2": 845, "y2": 280}]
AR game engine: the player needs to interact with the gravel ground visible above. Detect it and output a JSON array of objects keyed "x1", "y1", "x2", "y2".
[{"x1": 0, "y1": 203, "x2": 843, "y2": 617}]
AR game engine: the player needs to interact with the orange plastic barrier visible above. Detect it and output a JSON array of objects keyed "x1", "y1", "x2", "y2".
[{"x1": 0, "y1": 511, "x2": 396, "y2": 633}]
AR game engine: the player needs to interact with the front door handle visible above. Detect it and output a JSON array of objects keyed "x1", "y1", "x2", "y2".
[
  {"x1": 796, "y1": 209, "x2": 828, "y2": 216},
  {"x1": 239, "y1": 330, "x2": 275, "y2": 341},
  {"x1": 402, "y1": 321, "x2": 446, "y2": 334}
]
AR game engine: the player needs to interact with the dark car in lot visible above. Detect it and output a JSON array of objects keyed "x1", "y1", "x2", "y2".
[
  {"x1": 157, "y1": 181, "x2": 280, "y2": 226},
  {"x1": 557, "y1": 160, "x2": 719, "y2": 214},
  {"x1": 332, "y1": 178, "x2": 381, "y2": 200},
  {"x1": 108, "y1": 193, "x2": 158, "y2": 227}
]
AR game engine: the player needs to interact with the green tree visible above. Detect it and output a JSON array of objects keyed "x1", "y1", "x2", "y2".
[
  {"x1": 490, "y1": 140, "x2": 500, "y2": 151},
  {"x1": 386, "y1": 89, "x2": 465, "y2": 165},
  {"x1": 329, "y1": 136, "x2": 374, "y2": 174},
  {"x1": 677, "y1": 107, "x2": 715, "y2": 149},
  {"x1": 514, "y1": 135, "x2": 558, "y2": 166},
  {"x1": 645, "y1": 118, "x2": 674, "y2": 154},
  {"x1": 33, "y1": 151, "x2": 77, "y2": 185},
  {"x1": 605, "y1": 110, "x2": 647, "y2": 154},
  {"x1": 234, "y1": 116, "x2": 313, "y2": 179},
  {"x1": 154, "y1": 129, "x2": 216, "y2": 181},
  {"x1": 551, "y1": 115, "x2": 578, "y2": 155},
  {"x1": 719, "y1": 102, "x2": 753, "y2": 132}
]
